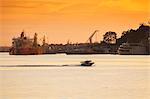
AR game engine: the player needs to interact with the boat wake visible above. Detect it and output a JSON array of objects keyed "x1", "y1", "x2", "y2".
[{"x1": 0, "y1": 64, "x2": 88, "y2": 67}]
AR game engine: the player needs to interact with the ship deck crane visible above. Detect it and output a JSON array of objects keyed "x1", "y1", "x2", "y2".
[{"x1": 87, "y1": 30, "x2": 99, "y2": 44}]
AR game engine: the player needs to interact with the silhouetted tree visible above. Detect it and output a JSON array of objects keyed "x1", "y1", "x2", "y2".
[
  {"x1": 103, "y1": 31, "x2": 117, "y2": 44},
  {"x1": 117, "y1": 24, "x2": 150, "y2": 45}
]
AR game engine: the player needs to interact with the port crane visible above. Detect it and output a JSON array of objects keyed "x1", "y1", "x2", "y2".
[{"x1": 87, "y1": 30, "x2": 99, "y2": 43}]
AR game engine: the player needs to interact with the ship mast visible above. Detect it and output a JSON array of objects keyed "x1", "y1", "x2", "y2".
[
  {"x1": 33, "y1": 33, "x2": 38, "y2": 47},
  {"x1": 20, "y1": 30, "x2": 25, "y2": 38},
  {"x1": 42, "y1": 35, "x2": 46, "y2": 45}
]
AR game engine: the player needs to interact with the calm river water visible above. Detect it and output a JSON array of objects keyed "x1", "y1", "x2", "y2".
[{"x1": 0, "y1": 53, "x2": 150, "y2": 99}]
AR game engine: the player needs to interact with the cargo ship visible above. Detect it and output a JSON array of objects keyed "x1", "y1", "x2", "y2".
[{"x1": 9, "y1": 31, "x2": 46, "y2": 55}]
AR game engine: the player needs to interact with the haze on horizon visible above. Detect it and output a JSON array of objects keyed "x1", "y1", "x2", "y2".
[{"x1": 0, "y1": 0, "x2": 149, "y2": 46}]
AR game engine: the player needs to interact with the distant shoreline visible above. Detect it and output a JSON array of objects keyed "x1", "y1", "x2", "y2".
[{"x1": 0, "y1": 52, "x2": 149, "y2": 55}]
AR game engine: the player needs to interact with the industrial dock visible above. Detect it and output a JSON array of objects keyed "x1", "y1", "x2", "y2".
[{"x1": 8, "y1": 24, "x2": 150, "y2": 55}]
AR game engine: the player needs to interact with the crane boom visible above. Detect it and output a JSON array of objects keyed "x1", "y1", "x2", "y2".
[{"x1": 87, "y1": 30, "x2": 99, "y2": 43}]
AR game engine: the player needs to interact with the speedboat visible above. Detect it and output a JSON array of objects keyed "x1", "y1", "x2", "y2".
[{"x1": 80, "y1": 60, "x2": 94, "y2": 66}]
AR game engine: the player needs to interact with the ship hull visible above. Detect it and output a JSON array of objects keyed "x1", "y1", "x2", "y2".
[{"x1": 9, "y1": 47, "x2": 43, "y2": 55}]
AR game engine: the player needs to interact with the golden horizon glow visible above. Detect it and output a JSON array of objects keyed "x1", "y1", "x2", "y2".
[{"x1": 0, "y1": 0, "x2": 149, "y2": 46}]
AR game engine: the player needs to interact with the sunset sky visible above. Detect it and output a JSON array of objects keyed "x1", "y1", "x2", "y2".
[{"x1": 0, "y1": 0, "x2": 149, "y2": 46}]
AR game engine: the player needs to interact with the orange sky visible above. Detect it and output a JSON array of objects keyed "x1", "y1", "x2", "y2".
[{"x1": 0, "y1": 0, "x2": 149, "y2": 46}]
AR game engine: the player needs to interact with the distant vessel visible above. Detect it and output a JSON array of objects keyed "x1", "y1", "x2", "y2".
[
  {"x1": 118, "y1": 43, "x2": 146, "y2": 55},
  {"x1": 9, "y1": 31, "x2": 46, "y2": 55}
]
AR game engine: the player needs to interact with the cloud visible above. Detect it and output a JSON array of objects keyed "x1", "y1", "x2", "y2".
[
  {"x1": 0, "y1": 0, "x2": 66, "y2": 9},
  {"x1": 1, "y1": 5, "x2": 36, "y2": 8},
  {"x1": 0, "y1": 0, "x2": 67, "y2": 15},
  {"x1": 1, "y1": 0, "x2": 148, "y2": 16},
  {"x1": 98, "y1": 0, "x2": 149, "y2": 12}
]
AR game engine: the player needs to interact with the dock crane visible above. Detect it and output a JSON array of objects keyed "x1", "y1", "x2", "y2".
[{"x1": 87, "y1": 30, "x2": 99, "y2": 44}]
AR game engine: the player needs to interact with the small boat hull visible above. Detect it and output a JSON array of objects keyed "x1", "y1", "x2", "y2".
[{"x1": 81, "y1": 63, "x2": 94, "y2": 66}]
